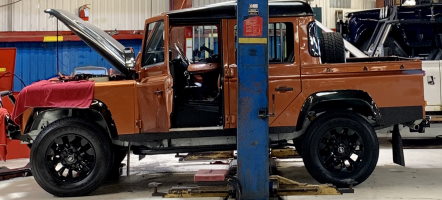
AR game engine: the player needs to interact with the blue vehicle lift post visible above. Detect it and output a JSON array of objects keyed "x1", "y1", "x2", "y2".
[
  {"x1": 163, "y1": 2, "x2": 344, "y2": 198},
  {"x1": 236, "y1": 0, "x2": 270, "y2": 199}
]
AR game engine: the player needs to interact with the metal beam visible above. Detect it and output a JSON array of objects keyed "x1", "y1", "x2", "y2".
[{"x1": 236, "y1": 0, "x2": 270, "y2": 199}]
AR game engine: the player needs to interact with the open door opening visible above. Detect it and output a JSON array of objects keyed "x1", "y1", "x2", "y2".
[{"x1": 169, "y1": 24, "x2": 224, "y2": 128}]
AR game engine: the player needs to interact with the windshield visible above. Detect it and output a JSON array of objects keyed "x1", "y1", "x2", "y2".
[{"x1": 142, "y1": 21, "x2": 165, "y2": 67}]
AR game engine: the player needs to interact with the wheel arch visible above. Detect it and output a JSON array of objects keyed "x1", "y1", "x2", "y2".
[
  {"x1": 24, "y1": 100, "x2": 117, "y2": 141},
  {"x1": 296, "y1": 90, "x2": 381, "y2": 131}
]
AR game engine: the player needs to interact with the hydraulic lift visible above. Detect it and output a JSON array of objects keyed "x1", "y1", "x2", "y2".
[
  {"x1": 168, "y1": 1, "x2": 275, "y2": 197},
  {"x1": 235, "y1": 0, "x2": 270, "y2": 199},
  {"x1": 161, "y1": 0, "x2": 344, "y2": 199}
]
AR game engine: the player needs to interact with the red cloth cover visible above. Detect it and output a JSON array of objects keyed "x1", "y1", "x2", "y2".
[
  {"x1": 12, "y1": 80, "x2": 94, "y2": 124},
  {"x1": 0, "y1": 108, "x2": 9, "y2": 161}
]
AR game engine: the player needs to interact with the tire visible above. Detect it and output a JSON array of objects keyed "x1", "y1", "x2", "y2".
[
  {"x1": 302, "y1": 112, "x2": 379, "y2": 187},
  {"x1": 320, "y1": 32, "x2": 346, "y2": 63},
  {"x1": 31, "y1": 118, "x2": 112, "y2": 197}
]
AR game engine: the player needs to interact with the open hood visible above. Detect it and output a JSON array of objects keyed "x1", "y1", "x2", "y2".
[{"x1": 44, "y1": 9, "x2": 135, "y2": 78}]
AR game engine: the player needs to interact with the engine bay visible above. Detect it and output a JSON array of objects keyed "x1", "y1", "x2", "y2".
[{"x1": 59, "y1": 66, "x2": 126, "y2": 82}]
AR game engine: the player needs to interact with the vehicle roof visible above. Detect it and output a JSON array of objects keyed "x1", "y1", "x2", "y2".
[{"x1": 167, "y1": 1, "x2": 314, "y2": 23}]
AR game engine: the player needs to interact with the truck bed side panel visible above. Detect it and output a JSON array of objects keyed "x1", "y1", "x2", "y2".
[{"x1": 270, "y1": 60, "x2": 424, "y2": 127}]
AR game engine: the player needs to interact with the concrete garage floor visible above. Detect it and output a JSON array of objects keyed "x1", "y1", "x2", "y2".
[{"x1": 1, "y1": 141, "x2": 442, "y2": 200}]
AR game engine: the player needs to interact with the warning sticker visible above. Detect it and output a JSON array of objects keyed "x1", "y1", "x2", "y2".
[
  {"x1": 248, "y1": 4, "x2": 259, "y2": 16},
  {"x1": 243, "y1": 16, "x2": 263, "y2": 37},
  {"x1": 0, "y1": 68, "x2": 6, "y2": 72}
]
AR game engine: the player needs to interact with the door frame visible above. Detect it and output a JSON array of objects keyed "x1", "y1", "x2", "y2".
[
  {"x1": 139, "y1": 15, "x2": 170, "y2": 79},
  {"x1": 137, "y1": 15, "x2": 174, "y2": 133},
  {"x1": 222, "y1": 17, "x2": 302, "y2": 128}
]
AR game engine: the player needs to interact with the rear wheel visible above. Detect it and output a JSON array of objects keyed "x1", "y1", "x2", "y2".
[
  {"x1": 302, "y1": 112, "x2": 379, "y2": 187},
  {"x1": 31, "y1": 118, "x2": 112, "y2": 197}
]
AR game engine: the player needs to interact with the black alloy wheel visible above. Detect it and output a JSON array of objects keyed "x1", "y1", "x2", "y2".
[
  {"x1": 31, "y1": 118, "x2": 112, "y2": 197},
  {"x1": 318, "y1": 127, "x2": 363, "y2": 174},
  {"x1": 45, "y1": 134, "x2": 96, "y2": 184},
  {"x1": 302, "y1": 112, "x2": 379, "y2": 187}
]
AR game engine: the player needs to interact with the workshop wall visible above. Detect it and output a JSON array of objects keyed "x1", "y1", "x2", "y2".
[
  {"x1": 193, "y1": 0, "x2": 228, "y2": 7},
  {"x1": 312, "y1": 0, "x2": 376, "y2": 29},
  {"x1": 192, "y1": 0, "x2": 376, "y2": 29},
  {"x1": 0, "y1": 0, "x2": 11, "y2": 31},
  {"x1": 0, "y1": 39, "x2": 142, "y2": 91},
  {"x1": 0, "y1": 0, "x2": 169, "y2": 31}
]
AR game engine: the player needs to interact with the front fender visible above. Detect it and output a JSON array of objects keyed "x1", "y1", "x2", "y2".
[{"x1": 22, "y1": 100, "x2": 115, "y2": 142}]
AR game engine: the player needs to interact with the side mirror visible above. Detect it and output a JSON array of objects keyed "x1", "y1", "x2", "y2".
[{"x1": 123, "y1": 47, "x2": 135, "y2": 68}]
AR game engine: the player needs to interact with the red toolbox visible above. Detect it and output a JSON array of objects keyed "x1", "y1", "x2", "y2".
[
  {"x1": 0, "y1": 48, "x2": 30, "y2": 159},
  {"x1": 0, "y1": 48, "x2": 16, "y2": 92}
]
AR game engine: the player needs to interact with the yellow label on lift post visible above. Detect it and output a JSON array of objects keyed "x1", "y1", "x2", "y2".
[
  {"x1": 238, "y1": 37, "x2": 267, "y2": 44},
  {"x1": 0, "y1": 68, "x2": 6, "y2": 72},
  {"x1": 43, "y1": 36, "x2": 64, "y2": 42}
]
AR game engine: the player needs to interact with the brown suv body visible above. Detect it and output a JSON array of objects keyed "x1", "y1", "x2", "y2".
[
  {"x1": 9, "y1": 1, "x2": 424, "y2": 196},
  {"x1": 19, "y1": 14, "x2": 424, "y2": 137}
]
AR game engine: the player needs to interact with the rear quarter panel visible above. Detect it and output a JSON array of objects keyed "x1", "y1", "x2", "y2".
[{"x1": 271, "y1": 60, "x2": 425, "y2": 127}]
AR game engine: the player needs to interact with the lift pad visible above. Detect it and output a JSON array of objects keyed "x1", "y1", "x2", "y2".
[
  {"x1": 164, "y1": 185, "x2": 230, "y2": 198},
  {"x1": 194, "y1": 169, "x2": 229, "y2": 182},
  {"x1": 270, "y1": 148, "x2": 300, "y2": 159},
  {"x1": 163, "y1": 175, "x2": 342, "y2": 198},
  {"x1": 179, "y1": 151, "x2": 234, "y2": 161},
  {"x1": 270, "y1": 175, "x2": 341, "y2": 196}
]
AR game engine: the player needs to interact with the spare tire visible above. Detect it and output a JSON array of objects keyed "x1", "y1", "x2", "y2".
[{"x1": 320, "y1": 32, "x2": 346, "y2": 63}]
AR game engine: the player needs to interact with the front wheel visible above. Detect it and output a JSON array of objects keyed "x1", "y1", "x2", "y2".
[
  {"x1": 31, "y1": 118, "x2": 112, "y2": 197},
  {"x1": 302, "y1": 112, "x2": 379, "y2": 187}
]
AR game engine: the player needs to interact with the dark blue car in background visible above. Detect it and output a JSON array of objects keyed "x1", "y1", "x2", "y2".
[{"x1": 341, "y1": 1, "x2": 442, "y2": 60}]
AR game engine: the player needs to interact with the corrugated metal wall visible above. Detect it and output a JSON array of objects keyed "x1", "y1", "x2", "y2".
[
  {"x1": 0, "y1": 0, "x2": 169, "y2": 31},
  {"x1": 193, "y1": 0, "x2": 232, "y2": 7},
  {"x1": 309, "y1": 0, "x2": 376, "y2": 29},
  {"x1": 0, "y1": 40, "x2": 142, "y2": 91},
  {"x1": 191, "y1": 0, "x2": 376, "y2": 28},
  {"x1": 0, "y1": 0, "x2": 11, "y2": 31}
]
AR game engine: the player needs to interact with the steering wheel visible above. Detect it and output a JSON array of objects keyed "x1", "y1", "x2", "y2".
[{"x1": 174, "y1": 42, "x2": 191, "y2": 66}]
